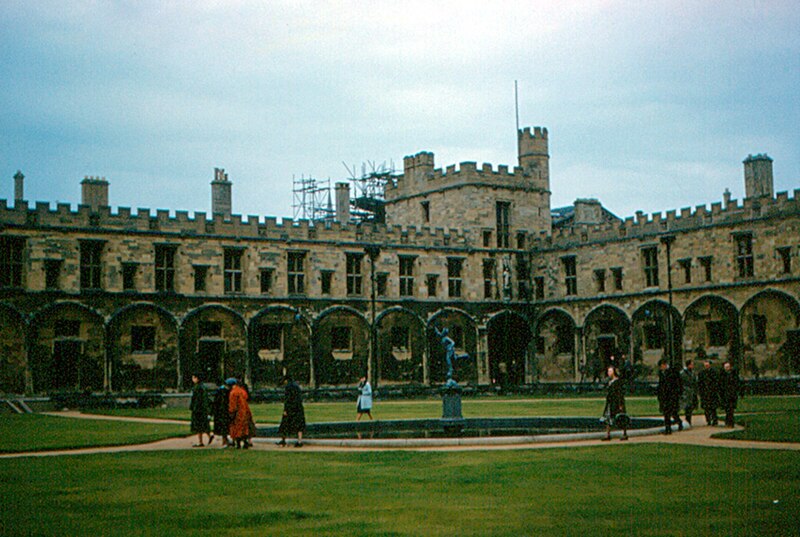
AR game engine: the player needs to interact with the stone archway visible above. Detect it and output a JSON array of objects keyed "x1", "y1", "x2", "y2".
[
  {"x1": 29, "y1": 302, "x2": 105, "y2": 393},
  {"x1": 375, "y1": 308, "x2": 425, "y2": 385},
  {"x1": 534, "y1": 309, "x2": 576, "y2": 382},
  {"x1": 314, "y1": 307, "x2": 369, "y2": 387},
  {"x1": 632, "y1": 300, "x2": 682, "y2": 380},
  {"x1": 249, "y1": 307, "x2": 311, "y2": 388},
  {"x1": 179, "y1": 305, "x2": 247, "y2": 388},
  {"x1": 583, "y1": 305, "x2": 631, "y2": 382},
  {"x1": 740, "y1": 290, "x2": 800, "y2": 377},
  {"x1": 0, "y1": 304, "x2": 27, "y2": 394},
  {"x1": 428, "y1": 309, "x2": 478, "y2": 385},
  {"x1": 487, "y1": 311, "x2": 531, "y2": 387},
  {"x1": 108, "y1": 303, "x2": 179, "y2": 391},
  {"x1": 683, "y1": 295, "x2": 739, "y2": 367}
]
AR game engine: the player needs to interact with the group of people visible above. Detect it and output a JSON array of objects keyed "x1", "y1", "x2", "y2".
[
  {"x1": 657, "y1": 358, "x2": 741, "y2": 434},
  {"x1": 603, "y1": 357, "x2": 742, "y2": 438},
  {"x1": 190, "y1": 374, "x2": 255, "y2": 449}
]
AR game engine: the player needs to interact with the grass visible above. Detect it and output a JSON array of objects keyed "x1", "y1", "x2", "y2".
[
  {"x1": 714, "y1": 411, "x2": 800, "y2": 443},
  {"x1": 0, "y1": 414, "x2": 187, "y2": 453},
  {"x1": 1, "y1": 445, "x2": 798, "y2": 536}
]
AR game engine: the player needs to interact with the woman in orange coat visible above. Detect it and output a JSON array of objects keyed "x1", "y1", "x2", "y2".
[{"x1": 227, "y1": 378, "x2": 253, "y2": 449}]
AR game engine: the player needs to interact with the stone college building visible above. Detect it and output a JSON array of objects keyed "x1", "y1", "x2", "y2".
[{"x1": 1, "y1": 125, "x2": 798, "y2": 395}]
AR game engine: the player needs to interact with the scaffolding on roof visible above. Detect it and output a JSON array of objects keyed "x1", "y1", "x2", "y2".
[
  {"x1": 343, "y1": 160, "x2": 397, "y2": 224},
  {"x1": 292, "y1": 175, "x2": 334, "y2": 223}
]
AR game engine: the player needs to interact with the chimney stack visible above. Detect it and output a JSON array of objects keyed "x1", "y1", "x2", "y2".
[
  {"x1": 335, "y1": 182, "x2": 351, "y2": 224},
  {"x1": 13, "y1": 170, "x2": 24, "y2": 204},
  {"x1": 743, "y1": 154, "x2": 774, "y2": 199},
  {"x1": 81, "y1": 176, "x2": 109, "y2": 211},
  {"x1": 211, "y1": 168, "x2": 232, "y2": 218}
]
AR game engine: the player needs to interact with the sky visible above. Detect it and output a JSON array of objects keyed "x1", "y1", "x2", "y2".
[{"x1": 1, "y1": 1, "x2": 798, "y2": 222}]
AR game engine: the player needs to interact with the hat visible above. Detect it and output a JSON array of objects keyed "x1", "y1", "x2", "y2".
[{"x1": 225, "y1": 378, "x2": 237, "y2": 386}]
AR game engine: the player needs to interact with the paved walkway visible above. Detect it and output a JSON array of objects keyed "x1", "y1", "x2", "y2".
[{"x1": 2, "y1": 412, "x2": 799, "y2": 459}]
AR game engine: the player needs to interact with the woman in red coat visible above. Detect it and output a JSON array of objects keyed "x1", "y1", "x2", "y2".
[{"x1": 228, "y1": 379, "x2": 253, "y2": 449}]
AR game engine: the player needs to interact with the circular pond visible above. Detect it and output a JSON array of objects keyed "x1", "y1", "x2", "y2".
[{"x1": 255, "y1": 416, "x2": 667, "y2": 448}]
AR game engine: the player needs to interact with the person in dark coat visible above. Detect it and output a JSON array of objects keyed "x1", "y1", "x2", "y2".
[
  {"x1": 602, "y1": 367, "x2": 628, "y2": 441},
  {"x1": 697, "y1": 360, "x2": 720, "y2": 426},
  {"x1": 679, "y1": 360, "x2": 698, "y2": 425},
  {"x1": 657, "y1": 359, "x2": 683, "y2": 434},
  {"x1": 213, "y1": 379, "x2": 234, "y2": 447},
  {"x1": 277, "y1": 376, "x2": 306, "y2": 447},
  {"x1": 190, "y1": 373, "x2": 212, "y2": 447},
  {"x1": 719, "y1": 361, "x2": 741, "y2": 427}
]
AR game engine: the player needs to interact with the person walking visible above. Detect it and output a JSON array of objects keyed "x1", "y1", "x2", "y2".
[
  {"x1": 212, "y1": 379, "x2": 234, "y2": 447},
  {"x1": 277, "y1": 376, "x2": 306, "y2": 447},
  {"x1": 602, "y1": 367, "x2": 628, "y2": 441},
  {"x1": 356, "y1": 376, "x2": 373, "y2": 421},
  {"x1": 679, "y1": 360, "x2": 698, "y2": 425},
  {"x1": 190, "y1": 373, "x2": 212, "y2": 447},
  {"x1": 719, "y1": 361, "x2": 741, "y2": 427},
  {"x1": 657, "y1": 359, "x2": 683, "y2": 435},
  {"x1": 228, "y1": 378, "x2": 253, "y2": 449},
  {"x1": 697, "y1": 360, "x2": 720, "y2": 426}
]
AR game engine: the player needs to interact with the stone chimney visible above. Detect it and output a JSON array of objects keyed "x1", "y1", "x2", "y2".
[
  {"x1": 573, "y1": 198, "x2": 603, "y2": 225},
  {"x1": 13, "y1": 170, "x2": 24, "y2": 204},
  {"x1": 743, "y1": 154, "x2": 773, "y2": 199},
  {"x1": 211, "y1": 168, "x2": 232, "y2": 218},
  {"x1": 335, "y1": 182, "x2": 351, "y2": 224},
  {"x1": 81, "y1": 176, "x2": 109, "y2": 211}
]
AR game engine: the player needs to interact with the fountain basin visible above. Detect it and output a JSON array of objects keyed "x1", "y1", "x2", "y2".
[{"x1": 255, "y1": 416, "x2": 667, "y2": 448}]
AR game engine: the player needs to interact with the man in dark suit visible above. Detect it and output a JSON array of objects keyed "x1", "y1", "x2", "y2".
[
  {"x1": 657, "y1": 358, "x2": 683, "y2": 434},
  {"x1": 719, "y1": 361, "x2": 741, "y2": 427},
  {"x1": 697, "y1": 360, "x2": 720, "y2": 426}
]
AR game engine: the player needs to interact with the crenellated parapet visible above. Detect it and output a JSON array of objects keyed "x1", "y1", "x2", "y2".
[
  {"x1": 0, "y1": 198, "x2": 473, "y2": 250},
  {"x1": 532, "y1": 189, "x2": 800, "y2": 250},
  {"x1": 385, "y1": 153, "x2": 538, "y2": 202}
]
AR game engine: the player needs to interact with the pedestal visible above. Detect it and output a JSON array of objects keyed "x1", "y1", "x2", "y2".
[{"x1": 440, "y1": 380, "x2": 465, "y2": 435}]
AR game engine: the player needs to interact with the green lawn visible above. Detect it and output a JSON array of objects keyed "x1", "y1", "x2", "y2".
[
  {"x1": 714, "y1": 411, "x2": 800, "y2": 443},
  {"x1": 1, "y1": 445, "x2": 797, "y2": 536},
  {"x1": 0, "y1": 414, "x2": 187, "y2": 453}
]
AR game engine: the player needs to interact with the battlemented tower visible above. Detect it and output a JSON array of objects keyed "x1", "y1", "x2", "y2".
[{"x1": 517, "y1": 126, "x2": 550, "y2": 192}]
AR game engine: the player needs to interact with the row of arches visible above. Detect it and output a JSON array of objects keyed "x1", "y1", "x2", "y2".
[
  {"x1": 1, "y1": 288, "x2": 797, "y2": 394},
  {"x1": 536, "y1": 290, "x2": 800, "y2": 382}
]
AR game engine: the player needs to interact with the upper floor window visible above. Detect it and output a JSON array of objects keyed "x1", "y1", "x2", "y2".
[
  {"x1": 426, "y1": 274, "x2": 438, "y2": 298},
  {"x1": 611, "y1": 267, "x2": 623, "y2": 291},
  {"x1": 122, "y1": 262, "x2": 137, "y2": 291},
  {"x1": 0, "y1": 237, "x2": 25, "y2": 289},
  {"x1": 562, "y1": 256, "x2": 577, "y2": 296},
  {"x1": 224, "y1": 248, "x2": 243, "y2": 294},
  {"x1": 698, "y1": 256, "x2": 712, "y2": 282},
  {"x1": 516, "y1": 253, "x2": 531, "y2": 300},
  {"x1": 534, "y1": 275, "x2": 545, "y2": 300},
  {"x1": 678, "y1": 258, "x2": 692, "y2": 284},
  {"x1": 516, "y1": 232, "x2": 526, "y2": 250},
  {"x1": 287, "y1": 251, "x2": 306, "y2": 295},
  {"x1": 44, "y1": 259, "x2": 62, "y2": 290},
  {"x1": 346, "y1": 253, "x2": 364, "y2": 296},
  {"x1": 155, "y1": 244, "x2": 177, "y2": 292},
  {"x1": 80, "y1": 240, "x2": 104, "y2": 290},
  {"x1": 399, "y1": 256, "x2": 415, "y2": 297},
  {"x1": 496, "y1": 201, "x2": 511, "y2": 248},
  {"x1": 735, "y1": 233, "x2": 754, "y2": 278},
  {"x1": 421, "y1": 201, "x2": 430, "y2": 223},
  {"x1": 642, "y1": 246, "x2": 659, "y2": 287},
  {"x1": 777, "y1": 246, "x2": 791, "y2": 274},
  {"x1": 194, "y1": 265, "x2": 208, "y2": 292},
  {"x1": 321, "y1": 270, "x2": 333, "y2": 295},
  {"x1": 483, "y1": 259, "x2": 495, "y2": 299},
  {"x1": 482, "y1": 230, "x2": 492, "y2": 248},
  {"x1": 594, "y1": 269, "x2": 606, "y2": 293},
  {"x1": 260, "y1": 268, "x2": 274, "y2": 294},
  {"x1": 376, "y1": 272, "x2": 388, "y2": 297},
  {"x1": 447, "y1": 258, "x2": 464, "y2": 298}
]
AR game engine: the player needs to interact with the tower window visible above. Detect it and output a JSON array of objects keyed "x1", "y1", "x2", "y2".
[
  {"x1": 496, "y1": 201, "x2": 511, "y2": 248},
  {"x1": 421, "y1": 201, "x2": 430, "y2": 223},
  {"x1": 562, "y1": 256, "x2": 577, "y2": 296}
]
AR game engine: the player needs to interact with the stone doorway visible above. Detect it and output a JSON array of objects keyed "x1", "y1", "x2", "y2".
[{"x1": 53, "y1": 340, "x2": 82, "y2": 390}]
